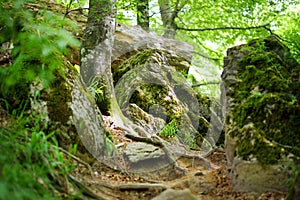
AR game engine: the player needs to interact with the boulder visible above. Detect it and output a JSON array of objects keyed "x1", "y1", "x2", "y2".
[
  {"x1": 124, "y1": 103, "x2": 166, "y2": 135},
  {"x1": 151, "y1": 188, "x2": 198, "y2": 200},
  {"x1": 230, "y1": 158, "x2": 292, "y2": 193},
  {"x1": 114, "y1": 50, "x2": 204, "y2": 147},
  {"x1": 112, "y1": 23, "x2": 194, "y2": 81},
  {"x1": 109, "y1": 24, "x2": 217, "y2": 149},
  {"x1": 29, "y1": 63, "x2": 107, "y2": 164},
  {"x1": 222, "y1": 36, "x2": 300, "y2": 192},
  {"x1": 123, "y1": 142, "x2": 184, "y2": 180}
]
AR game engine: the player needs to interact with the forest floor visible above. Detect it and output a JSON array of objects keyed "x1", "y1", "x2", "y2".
[{"x1": 70, "y1": 116, "x2": 287, "y2": 200}]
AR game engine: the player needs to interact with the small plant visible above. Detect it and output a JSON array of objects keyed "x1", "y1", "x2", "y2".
[
  {"x1": 158, "y1": 120, "x2": 178, "y2": 138},
  {"x1": 105, "y1": 137, "x2": 117, "y2": 157},
  {"x1": 87, "y1": 77, "x2": 105, "y2": 102},
  {"x1": 183, "y1": 132, "x2": 197, "y2": 148}
]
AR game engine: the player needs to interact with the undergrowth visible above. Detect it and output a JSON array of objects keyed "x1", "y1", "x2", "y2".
[
  {"x1": 0, "y1": 104, "x2": 79, "y2": 199},
  {"x1": 158, "y1": 119, "x2": 178, "y2": 139}
]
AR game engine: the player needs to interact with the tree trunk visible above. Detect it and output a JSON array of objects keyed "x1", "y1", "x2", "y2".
[
  {"x1": 80, "y1": 0, "x2": 116, "y2": 114},
  {"x1": 137, "y1": 0, "x2": 150, "y2": 31},
  {"x1": 158, "y1": 0, "x2": 178, "y2": 39},
  {"x1": 80, "y1": 0, "x2": 146, "y2": 136}
]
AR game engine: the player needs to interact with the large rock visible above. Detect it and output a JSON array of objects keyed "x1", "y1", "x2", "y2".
[
  {"x1": 112, "y1": 24, "x2": 194, "y2": 81},
  {"x1": 222, "y1": 36, "x2": 300, "y2": 192},
  {"x1": 111, "y1": 25, "x2": 207, "y2": 145},
  {"x1": 230, "y1": 158, "x2": 292, "y2": 193},
  {"x1": 30, "y1": 63, "x2": 107, "y2": 164},
  {"x1": 96, "y1": 24, "x2": 215, "y2": 150},
  {"x1": 114, "y1": 50, "x2": 205, "y2": 148},
  {"x1": 151, "y1": 188, "x2": 198, "y2": 200},
  {"x1": 123, "y1": 142, "x2": 184, "y2": 181},
  {"x1": 124, "y1": 103, "x2": 166, "y2": 135}
]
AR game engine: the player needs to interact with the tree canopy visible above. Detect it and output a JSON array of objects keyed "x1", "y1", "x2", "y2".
[{"x1": 116, "y1": 0, "x2": 300, "y2": 64}]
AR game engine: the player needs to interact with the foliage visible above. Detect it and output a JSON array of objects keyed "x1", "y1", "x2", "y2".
[
  {"x1": 105, "y1": 136, "x2": 116, "y2": 157},
  {"x1": 56, "y1": 0, "x2": 87, "y2": 9},
  {"x1": 158, "y1": 119, "x2": 178, "y2": 139},
  {"x1": 0, "y1": 109, "x2": 77, "y2": 199},
  {"x1": 0, "y1": 1, "x2": 83, "y2": 198},
  {"x1": 0, "y1": 0, "x2": 80, "y2": 94},
  {"x1": 275, "y1": 5, "x2": 300, "y2": 63},
  {"x1": 87, "y1": 77, "x2": 105, "y2": 103},
  {"x1": 115, "y1": 0, "x2": 299, "y2": 64}
]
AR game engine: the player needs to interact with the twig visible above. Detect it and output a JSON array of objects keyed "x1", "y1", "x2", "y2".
[
  {"x1": 193, "y1": 51, "x2": 222, "y2": 61},
  {"x1": 64, "y1": 7, "x2": 88, "y2": 16},
  {"x1": 68, "y1": 174, "x2": 106, "y2": 200},
  {"x1": 199, "y1": 147, "x2": 224, "y2": 158},
  {"x1": 87, "y1": 180, "x2": 168, "y2": 191},
  {"x1": 56, "y1": 146, "x2": 94, "y2": 179},
  {"x1": 177, "y1": 23, "x2": 271, "y2": 32}
]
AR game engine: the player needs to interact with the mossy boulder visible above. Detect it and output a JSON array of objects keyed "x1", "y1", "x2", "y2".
[
  {"x1": 114, "y1": 50, "x2": 205, "y2": 148},
  {"x1": 222, "y1": 36, "x2": 300, "y2": 192},
  {"x1": 124, "y1": 103, "x2": 166, "y2": 135},
  {"x1": 29, "y1": 62, "x2": 107, "y2": 164},
  {"x1": 112, "y1": 24, "x2": 194, "y2": 82},
  {"x1": 111, "y1": 24, "x2": 221, "y2": 150}
]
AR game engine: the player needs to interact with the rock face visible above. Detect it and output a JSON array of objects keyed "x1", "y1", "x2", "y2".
[
  {"x1": 110, "y1": 25, "x2": 212, "y2": 147},
  {"x1": 114, "y1": 49, "x2": 204, "y2": 147},
  {"x1": 222, "y1": 36, "x2": 300, "y2": 192},
  {"x1": 30, "y1": 64, "x2": 107, "y2": 164}
]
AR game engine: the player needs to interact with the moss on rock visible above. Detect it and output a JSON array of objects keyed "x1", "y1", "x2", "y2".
[
  {"x1": 113, "y1": 49, "x2": 158, "y2": 84},
  {"x1": 228, "y1": 36, "x2": 300, "y2": 164},
  {"x1": 130, "y1": 84, "x2": 182, "y2": 124}
]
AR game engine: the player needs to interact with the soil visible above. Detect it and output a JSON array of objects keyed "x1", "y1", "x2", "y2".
[{"x1": 70, "y1": 116, "x2": 287, "y2": 200}]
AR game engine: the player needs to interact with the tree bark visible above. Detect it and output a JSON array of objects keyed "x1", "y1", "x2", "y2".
[
  {"x1": 80, "y1": 0, "x2": 116, "y2": 114},
  {"x1": 80, "y1": 0, "x2": 147, "y2": 136},
  {"x1": 137, "y1": 0, "x2": 150, "y2": 31},
  {"x1": 158, "y1": 0, "x2": 178, "y2": 39}
]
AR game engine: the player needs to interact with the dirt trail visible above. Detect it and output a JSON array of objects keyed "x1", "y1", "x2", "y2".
[{"x1": 71, "y1": 121, "x2": 286, "y2": 200}]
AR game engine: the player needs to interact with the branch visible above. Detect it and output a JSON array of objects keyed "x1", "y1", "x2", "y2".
[
  {"x1": 176, "y1": 16, "x2": 223, "y2": 61},
  {"x1": 192, "y1": 82, "x2": 220, "y2": 87},
  {"x1": 177, "y1": 23, "x2": 271, "y2": 32},
  {"x1": 64, "y1": 7, "x2": 88, "y2": 17},
  {"x1": 125, "y1": 133, "x2": 164, "y2": 147},
  {"x1": 194, "y1": 51, "x2": 222, "y2": 62}
]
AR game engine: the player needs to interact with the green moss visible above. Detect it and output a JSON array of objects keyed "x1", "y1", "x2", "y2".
[
  {"x1": 42, "y1": 66, "x2": 75, "y2": 124},
  {"x1": 229, "y1": 37, "x2": 300, "y2": 165},
  {"x1": 236, "y1": 128, "x2": 282, "y2": 165},
  {"x1": 113, "y1": 49, "x2": 158, "y2": 84},
  {"x1": 129, "y1": 83, "x2": 184, "y2": 123}
]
